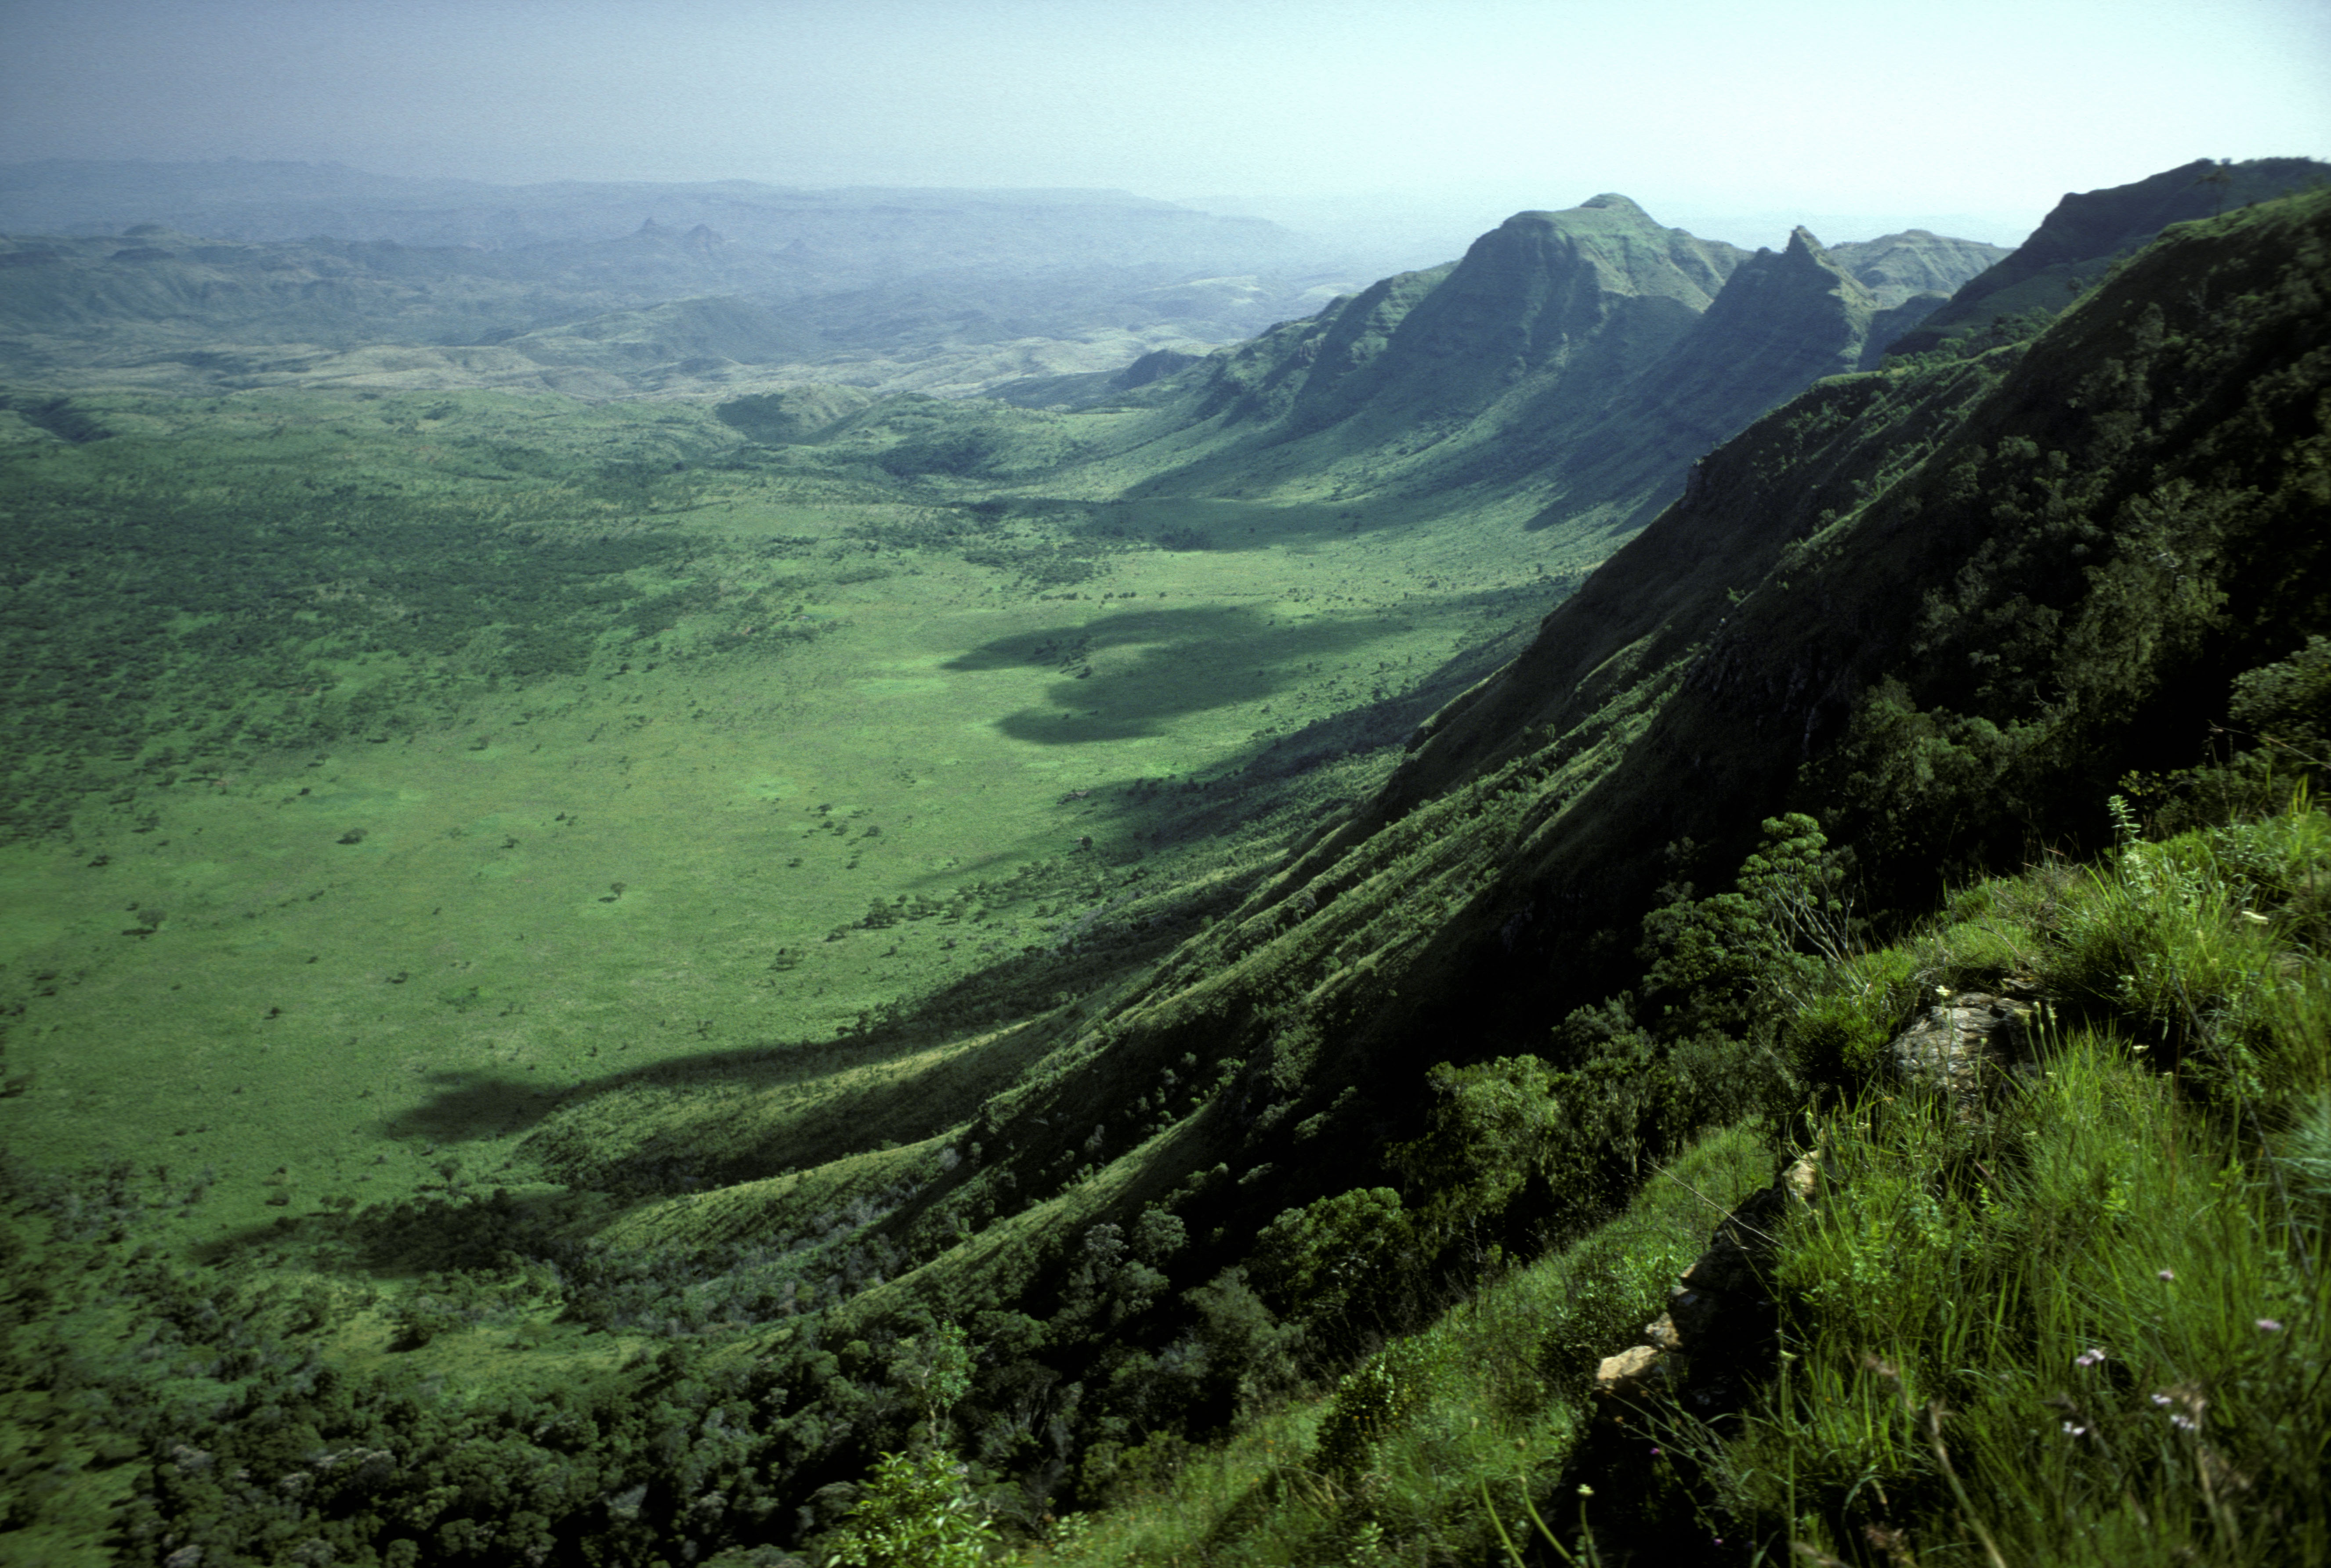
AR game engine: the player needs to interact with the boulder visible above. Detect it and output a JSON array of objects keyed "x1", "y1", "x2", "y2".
[{"x1": 1891, "y1": 991, "x2": 2034, "y2": 1116}]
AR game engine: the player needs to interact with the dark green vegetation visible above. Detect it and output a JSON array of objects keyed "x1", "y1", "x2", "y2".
[
  {"x1": 1, "y1": 168, "x2": 2325, "y2": 1566},
  {"x1": 1887, "y1": 157, "x2": 2327, "y2": 359},
  {"x1": 1036, "y1": 802, "x2": 2331, "y2": 1565}
]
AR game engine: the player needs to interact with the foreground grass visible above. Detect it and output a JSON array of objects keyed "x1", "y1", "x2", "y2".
[
  {"x1": 1015, "y1": 1125, "x2": 1770, "y2": 1568},
  {"x1": 1004, "y1": 802, "x2": 2331, "y2": 1567}
]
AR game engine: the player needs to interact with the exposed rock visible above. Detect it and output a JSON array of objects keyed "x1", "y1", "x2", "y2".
[
  {"x1": 1890, "y1": 990, "x2": 2033, "y2": 1116},
  {"x1": 1593, "y1": 1342, "x2": 1668, "y2": 1402},
  {"x1": 1591, "y1": 1151, "x2": 1822, "y2": 1417}
]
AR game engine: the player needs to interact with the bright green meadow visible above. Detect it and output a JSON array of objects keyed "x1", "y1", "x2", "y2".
[{"x1": 0, "y1": 385, "x2": 1578, "y2": 1258}]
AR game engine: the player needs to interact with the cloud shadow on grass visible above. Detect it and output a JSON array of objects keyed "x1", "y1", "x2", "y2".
[
  {"x1": 943, "y1": 601, "x2": 1408, "y2": 745},
  {"x1": 377, "y1": 1069, "x2": 571, "y2": 1144}
]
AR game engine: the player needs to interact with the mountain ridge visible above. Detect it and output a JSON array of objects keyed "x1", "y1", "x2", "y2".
[
  {"x1": 981, "y1": 197, "x2": 2000, "y2": 547},
  {"x1": 1889, "y1": 155, "x2": 2329, "y2": 354},
  {"x1": 868, "y1": 186, "x2": 2331, "y2": 1380}
]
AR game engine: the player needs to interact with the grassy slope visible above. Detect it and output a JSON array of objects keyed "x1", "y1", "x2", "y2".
[
  {"x1": 843, "y1": 181, "x2": 2330, "y2": 1536},
  {"x1": 1026, "y1": 804, "x2": 2331, "y2": 1567}
]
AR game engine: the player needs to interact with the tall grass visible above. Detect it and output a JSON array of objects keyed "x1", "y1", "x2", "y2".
[
  {"x1": 1717, "y1": 1029, "x2": 2326, "y2": 1566},
  {"x1": 1704, "y1": 802, "x2": 2331, "y2": 1565},
  {"x1": 1023, "y1": 802, "x2": 2330, "y2": 1566},
  {"x1": 1016, "y1": 1126, "x2": 1770, "y2": 1566}
]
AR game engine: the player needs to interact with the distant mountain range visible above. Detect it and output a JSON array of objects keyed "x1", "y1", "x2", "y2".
[
  {"x1": 907, "y1": 198, "x2": 2010, "y2": 540},
  {"x1": 956, "y1": 159, "x2": 2327, "y2": 541},
  {"x1": 900, "y1": 176, "x2": 2331, "y2": 1404},
  {"x1": 0, "y1": 160, "x2": 1315, "y2": 271},
  {"x1": 0, "y1": 162, "x2": 1381, "y2": 395},
  {"x1": 6, "y1": 154, "x2": 2328, "y2": 1563}
]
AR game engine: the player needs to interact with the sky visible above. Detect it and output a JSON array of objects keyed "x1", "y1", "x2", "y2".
[{"x1": 1, "y1": 0, "x2": 2327, "y2": 251}]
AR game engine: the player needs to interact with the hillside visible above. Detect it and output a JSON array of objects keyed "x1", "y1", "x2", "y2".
[
  {"x1": 842, "y1": 183, "x2": 2331, "y2": 1349},
  {"x1": 0, "y1": 173, "x2": 2321, "y2": 1568},
  {"x1": 1887, "y1": 155, "x2": 2327, "y2": 356},
  {"x1": 981, "y1": 197, "x2": 2002, "y2": 543}
]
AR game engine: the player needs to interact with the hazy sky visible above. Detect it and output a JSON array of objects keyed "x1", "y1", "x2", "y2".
[{"x1": 3, "y1": 0, "x2": 2326, "y2": 249}]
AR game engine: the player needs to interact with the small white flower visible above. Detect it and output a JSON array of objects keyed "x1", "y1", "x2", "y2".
[
  {"x1": 2061, "y1": 1421, "x2": 2086, "y2": 1437},
  {"x1": 2256, "y1": 1318, "x2": 2284, "y2": 1333}
]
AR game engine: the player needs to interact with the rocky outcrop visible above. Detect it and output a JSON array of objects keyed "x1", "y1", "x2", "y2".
[
  {"x1": 1560, "y1": 226, "x2": 1878, "y2": 473},
  {"x1": 1889, "y1": 989, "x2": 2036, "y2": 1118},
  {"x1": 1268, "y1": 194, "x2": 1749, "y2": 435},
  {"x1": 1594, "y1": 1150, "x2": 1821, "y2": 1416},
  {"x1": 1590, "y1": 990, "x2": 2036, "y2": 1416}
]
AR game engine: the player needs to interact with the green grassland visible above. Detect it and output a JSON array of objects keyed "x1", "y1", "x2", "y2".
[
  {"x1": 0, "y1": 383, "x2": 1583, "y2": 1278},
  {"x1": 0, "y1": 382, "x2": 1603, "y2": 1564}
]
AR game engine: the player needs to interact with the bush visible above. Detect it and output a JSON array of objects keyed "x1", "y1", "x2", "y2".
[
  {"x1": 1781, "y1": 947, "x2": 1921, "y2": 1081},
  {"x1": 820, "y1": 1448, "x2": 998, "y2": 1568},
  {"x1": 1312, "y1": 1337, "x2": 1439, "y2": 1479},
  {"x1": 1252, "y1": 1187, "x2": 1410, "y2": 1338}
]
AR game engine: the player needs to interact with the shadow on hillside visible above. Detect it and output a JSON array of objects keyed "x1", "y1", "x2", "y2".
[
  {"x1": 365, "y1": 925, "x2": 1187, "y2": 1175},
  {"x1": 380, "y1": 1069, "x2": 561, "y2": 1144}
]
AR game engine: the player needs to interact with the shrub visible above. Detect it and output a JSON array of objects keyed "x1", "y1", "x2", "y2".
[
  {"x1": 1252, "y1": 1187, "x2": 1410, "y2": 1338},
  {"x1": 1312, "y1": 1337, "x2": 1439, "y2": 1479},
  {"x1": 821, "y1": 1448, "x2": 998, "y2": 1568},
  {"x1": 1780, "y1": 947, "x2": 1920, "y2": 1081}
]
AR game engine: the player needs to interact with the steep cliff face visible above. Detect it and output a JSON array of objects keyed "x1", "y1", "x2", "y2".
[
  {"x1": 1283, "y1": 196, "x2": 1745, "y2": 427},
  {"x1": 1525, "y1": 227, "x2": 1881, "y2": 518},
  {"x1": 1170, "y1": 194, "x2": 1745, "y2": 441}
]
